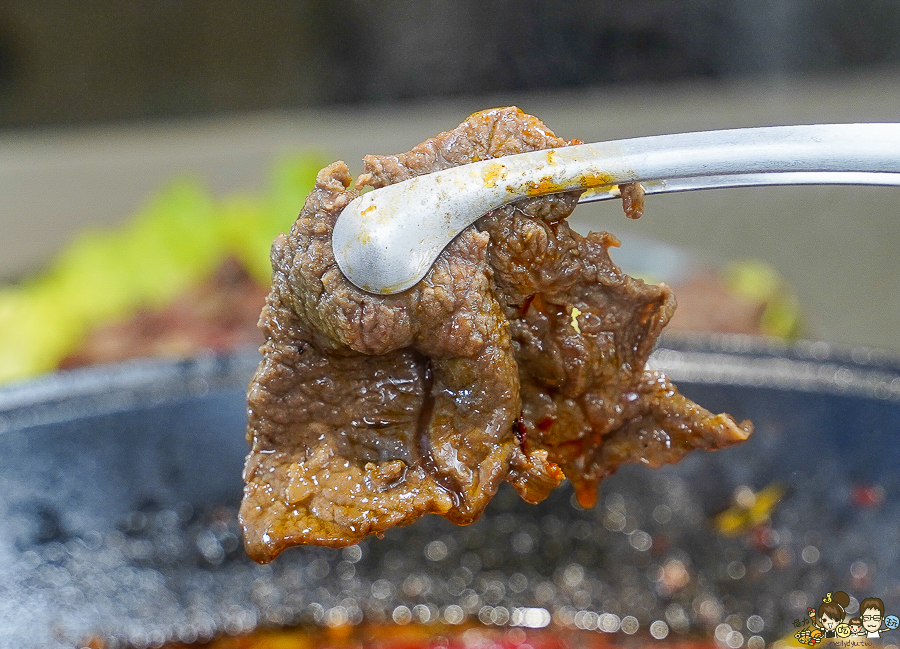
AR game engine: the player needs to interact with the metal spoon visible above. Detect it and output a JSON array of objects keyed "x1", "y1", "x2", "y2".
[{"x1": 332, "y1": 124, "x2": 900, "y2": 295}]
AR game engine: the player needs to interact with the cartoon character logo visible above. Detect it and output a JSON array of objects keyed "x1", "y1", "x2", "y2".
[
  {"x1": 796, "y1": 628, "x2": 824, "y2": 645},
  {"x1": 859, "y1": 597, "x2": 900, "y2": 639},
  {"x1": 809, "y1": 591, "x2": 850, "y2": 639},
  {"x1": 847, "y1": 617, "x2": 864, "y2": 637},
  {"x1": 795, "y1": 592, "x2": 899, "y2": 645}
]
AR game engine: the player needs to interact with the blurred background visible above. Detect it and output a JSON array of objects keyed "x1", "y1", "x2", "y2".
[
  {"x1": 3, "y1": 0, "x2": 900, "y2": 126},
  {"x1": 1, "y1": 0, "x2": 900, "y2": 380}
]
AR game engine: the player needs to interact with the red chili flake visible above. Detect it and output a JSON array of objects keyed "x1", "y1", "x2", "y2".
[
  {"x1": 851, "y1": 484, "x2": 885, "y2": 508},
  {"x1": 536, "y1": 417, "x2": 555, "y2": 431},
  {"x1": 514, "y1": 415, "x2": 528, "y2": 453},
  {"x1": 750, "y1": 524, "x2": 778, "y2": 552}
]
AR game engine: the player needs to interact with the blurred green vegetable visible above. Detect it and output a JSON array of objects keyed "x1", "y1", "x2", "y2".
[
  {"x1": 0, "y1": 154, "x2": 325, "y2": 384},
  {"x1": 725, "y1": 259, "x2": 803, "y2": 339}
]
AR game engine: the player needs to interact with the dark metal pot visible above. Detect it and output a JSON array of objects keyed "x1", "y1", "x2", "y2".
[{"x1": 1, "y1": 336, "x2": 899, "y2": 648}]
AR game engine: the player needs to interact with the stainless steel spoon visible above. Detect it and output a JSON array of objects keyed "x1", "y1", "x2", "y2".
[{"x1": 332, "y1": 124, "x2": 900, "y2": 295}]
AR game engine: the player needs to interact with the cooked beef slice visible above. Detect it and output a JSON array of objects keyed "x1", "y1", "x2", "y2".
[{"x1": 240, "y1": 107, "x2": 751, "y2": 562}]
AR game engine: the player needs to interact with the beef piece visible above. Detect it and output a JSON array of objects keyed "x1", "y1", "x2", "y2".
[{"x1": 240, "y1": 107, "x2": 751, "y2": 562}]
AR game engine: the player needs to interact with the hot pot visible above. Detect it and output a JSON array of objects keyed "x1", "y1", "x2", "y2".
[{"x1": 1, "y1": 335, "x2": 898, "y2": 648}]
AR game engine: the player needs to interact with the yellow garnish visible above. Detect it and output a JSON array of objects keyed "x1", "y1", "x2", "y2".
[
  {"x1": 714, "y1": 482, "x2": 785, "y2": 536},
  {"x1": 570, "y1": 306, "x2": 582, "y2": 334}
]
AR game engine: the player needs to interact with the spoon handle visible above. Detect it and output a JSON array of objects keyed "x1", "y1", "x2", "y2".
[
  {"x1": 333, "y1": 124, "x2": 900, "y2": 295},
  {"x1": 579, "y1": 171, "x2": 900, "y2": 203}
]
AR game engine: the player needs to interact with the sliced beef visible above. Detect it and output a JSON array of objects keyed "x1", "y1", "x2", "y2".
[{"x1": 240, "y1": 107, "x2": 751, "y2": 562}]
